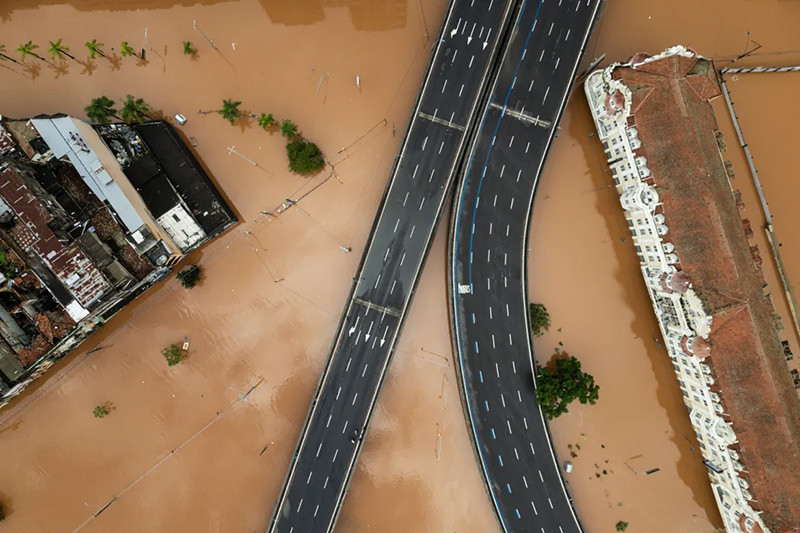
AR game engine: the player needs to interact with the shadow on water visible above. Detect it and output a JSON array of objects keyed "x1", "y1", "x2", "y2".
[
  {"x1": 566, "y1": 98, "x2": 724, "y2": 529},
  {"x1": 0, "y1": 0, "x2": 409, "y2": 31},
  {"x1": 0, "y1": 490, "x2": 12, "y2": 521}
]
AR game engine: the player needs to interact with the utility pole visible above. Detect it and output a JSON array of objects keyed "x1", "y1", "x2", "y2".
[
  {"x1": 193, "y1": 19, "x2": 218, "y2": 50},
  {"x1": 286, "y1": 199, "x2": 351, "y2": 253}
]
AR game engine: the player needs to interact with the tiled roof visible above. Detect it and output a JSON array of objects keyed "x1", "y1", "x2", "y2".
[
  {"x1": 0, "y1": 166, "x2": 109, "y2": 308},
  {"x1": 617, "y1": 53, "x2": 800, "y2": 532}
]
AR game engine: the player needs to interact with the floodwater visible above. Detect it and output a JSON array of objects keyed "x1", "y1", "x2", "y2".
[
  {"x1": 529, "y1": 1, "x2": 800, "y2": 532},
  {"x1": 1, "y1": 1, "x2": 799, "y2": 533},
  {"x1": 0, "y1": 0, "x2": 500, "y2": 531}
]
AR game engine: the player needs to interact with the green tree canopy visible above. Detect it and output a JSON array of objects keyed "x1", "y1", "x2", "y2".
[
  {"x1": 535, "y1": 354, "x2": 599, "y2": 419},
  {"x1": 48, "y1": 38, "x2": 74, "y2": 60},
  {"x1": 529, "y1": 302, "x2": 551, "y2": 337},
  {"x1": 17, "y1": 41, "x2": 44, "y2": 61},
  {"x1": 219, "y1": 98, "x2": 242, "y2": 125},
  {"x1": 93, "y1": 403, "x2": 110, "y2": 418},
  {"x1": 258, "y1": 112, "x2": 276, "y2": 129},
  {"x1": 615, "y1": 521, "x2": 629, "y2": 531},
  {"x1": 120, "y1": 41, "x2": 136, "y2": 57},
  {"x1": 183, "y1": 41, "x2": 197, "y2": 55},
  {"x1": 120, "y1": 95, "x2": 151, "y2": 124},
  {"x1": 84, "y1": 39, "x2": 105, "y2": 59},
  {"x1": 279, "y1": 119, "x2": 299, "y2": 139},
  {"x1": 84, "y1": 96, "x2": 118, "y2": 124},
  {"x1": 177, "y1": 265, "x2": 201, "y2": 289},
  {"x1": 286, "y1": 139, "x2": 325, "y2": 174},
  {"x1": 0, "y1": 44, "x2": 19, "y2": 63},
  {"x1": 162, "y1": 343, "x2": 187, "y2": 366}
]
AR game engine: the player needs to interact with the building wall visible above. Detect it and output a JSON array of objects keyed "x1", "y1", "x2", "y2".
[{"x1": 585, "y1": 49, "x2": 768, "y2": 533}]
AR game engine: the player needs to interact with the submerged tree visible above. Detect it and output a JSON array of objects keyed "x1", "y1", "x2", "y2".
[
  {"x1": 534, "y1": 354, "x2": 599, "y2": 419},
  {"x1": 176, "y1": 265, "x2": 201, "y2": 289},
  {"x1": 258, "y1": 112, "x2": 276, "y2": 129},
  {"x1": 120, "y1": 41, "x2": 137, "y2": 58},
  {"x1": 219, "y1": 98, "x2": 242, "y2": 125},
  {"x1": 162, "y1": 343, "x2": 187, "y2": 366},
  {"x1": 0, "y1": 44, "x2": 19, "y2": 63},
  {"x1": 84, "y1": 39, "x2": 106, "y2": 59},
  {"x1": 529, "y1": 302, "x2": 551, "y2": 337},
  {"x1": 286, "y1": 139, "x2": 324, "y2": 174},
  {"x1": 120, "y1": 94, "x2": 151, "y2": 124},
  {"x1": 279, "y1": 119, "x2": 299, "y2": 139},
  {"x1": 16, "y1": 41, "x2": 45, "y2": 61},
  {"x1": 48, "y1": 38, "x2": 74, "y2": 60},
  {"x1": 84, "y1": 96, "x2": 118, "y2": 124},
  {"x1": 93, "y1": 403, "x2": 111, "y2": 418},
  {"x1": 182, "y1": 41, "x2": 197, "y2": 55}
]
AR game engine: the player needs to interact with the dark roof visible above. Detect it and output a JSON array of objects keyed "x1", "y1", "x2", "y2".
[
  {"x1": 138, "y1": 174, "x2": 179, "y2": 219},
  {"x1": 132, "y1": 122, "x2": 236, "y2": 236},
  {"x1": 125, "y1": 153, "x2": 161, "y2": 188}
]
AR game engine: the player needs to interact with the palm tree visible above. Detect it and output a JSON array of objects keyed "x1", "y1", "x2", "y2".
[
  {"x1": 258, "y1": 113, "x2": 276, "y2": 129},
  {"x1": 120, "y1": 95, "x2": 151, "y2": 124},
  {"x1": 182, "y1": 41, "x2": 197, "y2": 55},
  {"x1": 219, "y1": 99, "x2": 242, "y2": 125},
  {"x1": 16, "y1": 41, "x2": 45, "y2": 62},
  {"x1": 0, "y1": 44, "x2": 19, "y2": 63},
  {"x1": 48, "y1": 38, "x2": 74, "y2": 60},
  {"x1": 84, "y1": 39, "x2": 106, "y2": 59},
  {"x1": 84, "y1": 96, "x2": 118, "y2": 124},
  {"x1": 120, "y1": 41, "x2": 137, "y2": 58},
  {"x1": 279, "y1": 119, "x2": 299, "y2": 139}
]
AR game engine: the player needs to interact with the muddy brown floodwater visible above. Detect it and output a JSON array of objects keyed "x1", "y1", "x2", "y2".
[
  {"x1": 1, "y1": 1, "x2": 799, "y2": 532},
  {"x1": 0, "y1": 1, "x2": 500, "y2": 531}
]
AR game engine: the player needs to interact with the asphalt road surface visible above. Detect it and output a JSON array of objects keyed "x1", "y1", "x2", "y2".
[
  {"x1": 267, "y1": 1, "x2": 521, "y2": 531},
  {"x1": 449, "y1": 1, "x2": 603, "y2": 532}
]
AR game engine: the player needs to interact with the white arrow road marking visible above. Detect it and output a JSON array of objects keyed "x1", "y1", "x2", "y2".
[
  {"x1": 380, "y1": 326, "x2": 388, "y2": 347},
  {"x1": 467, "y1": 22, "x2": 475, "y2": 44},
  {"x1": 365, "y1": 321, "x2": 374, "y2": 341},
  {"x1": 450, "y1": 18, "x2": 461, "y2": 38},
  {"x1": 348, "y1": 315, "x2": 360, "y2": 336},
  {"x1": 483, "y1": 28, "x2": 492, "y2": 50}
]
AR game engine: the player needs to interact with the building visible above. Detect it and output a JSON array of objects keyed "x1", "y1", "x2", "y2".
[
  {"x1": 0, "y1": 115, "x2": 235, "y2": 405},
  {"x1": 585, "y1": 46, "x2": 800, "y2": 533}
]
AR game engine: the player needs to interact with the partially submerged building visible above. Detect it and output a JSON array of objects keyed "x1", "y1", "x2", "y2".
[
  {"x1": 585, "y1": 46, "x2": 800, "y2": 533},
  {"x1": 0, "y1": 115, "x2": 235, "y2": 405}
]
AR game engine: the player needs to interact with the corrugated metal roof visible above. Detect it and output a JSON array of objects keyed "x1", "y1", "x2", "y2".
[{"x1": 31, "y1": 117, "x2": 144, "y2": 233}]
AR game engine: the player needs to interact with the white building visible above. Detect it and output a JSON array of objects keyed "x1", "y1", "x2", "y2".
[{"x1": 584, "y1": 46, "x2": 770, "y2": 533}]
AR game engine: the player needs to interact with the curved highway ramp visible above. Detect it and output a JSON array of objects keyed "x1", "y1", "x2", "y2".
[
  {"x1": 267, "y1": 0, "x2": 520, "y2": 531},
  {"x1": 448, "y1": 1, "x2": 602, "y2": 532}
]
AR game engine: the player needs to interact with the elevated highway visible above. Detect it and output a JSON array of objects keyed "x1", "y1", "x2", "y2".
[
  {"x1": 267, "y1": 0, "x2": 520, "y2": 531},
  {"x1": 448, "y1": 1, "x2": 603, "y2": 531}
]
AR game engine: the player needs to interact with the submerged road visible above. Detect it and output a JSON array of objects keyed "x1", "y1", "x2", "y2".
[
  {"x1": 267, "y1": 1, "x2": 520, "y2": 531},
  {"x1": 449, "y1": 1, "x2": 602, "y2": 532}
]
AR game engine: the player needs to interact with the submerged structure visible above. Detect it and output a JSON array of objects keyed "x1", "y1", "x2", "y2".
[
  {"x1": 0, "y1": 115, "x2": 235, "y2": 407},
  {"x1": 585, "y1": 46, "x2": 800, "y2": 533}
]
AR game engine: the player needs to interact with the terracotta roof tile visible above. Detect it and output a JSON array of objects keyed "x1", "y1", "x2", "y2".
[{"x1": 616, "y1": 52, "x2": 800, "y2": 532}]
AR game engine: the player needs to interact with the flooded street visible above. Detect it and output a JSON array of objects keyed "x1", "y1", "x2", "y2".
[
  {"x1": 1, "y1": 0, "x2": 799, "y2": 532},
  {"x1": 0, "y1": 0, "x2": 500, "y2": 531},
  {"x1": 530, "y1": 0, "x2": 800, "y2": 531}
]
